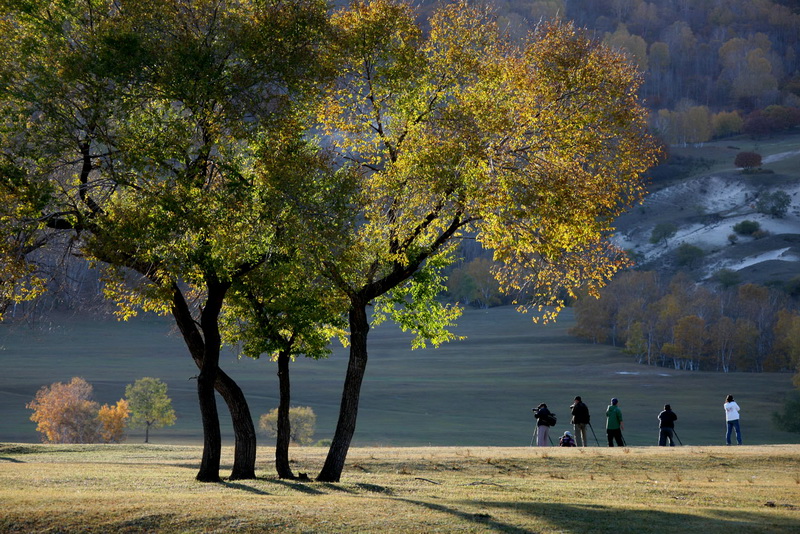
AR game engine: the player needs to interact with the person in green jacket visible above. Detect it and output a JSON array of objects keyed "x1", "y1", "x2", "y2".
[{"x1": 606, "y1": 397, "x2": 625, "y2": 447}]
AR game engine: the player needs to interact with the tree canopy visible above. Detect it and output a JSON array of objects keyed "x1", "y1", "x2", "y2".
[
  {"x1": 125, "y1": 377, "x2": 177, "y2": 444},
  {"x1": 312, "y1": 0, "x2": 658, "y2": 481}
]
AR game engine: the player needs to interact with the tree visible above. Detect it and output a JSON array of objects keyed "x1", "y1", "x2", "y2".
[
  {"x1": 1, "y1": 0, "x2": 331, "y2": 482},
  {"x1": 734, "y1": 151, "x2": 762, "y2": 170},
  {"x1": 711, "y1": 111, "x2": 743, "y2": 138},
  {"x1": 222, "y1": 233, "x2": 349, "y2": 479},
  {"x1": 125, "y1": 378, "x2": 176, "y2": 444},
  {"x1": 772, "y1": 391, "x2": 800, "y2": 434},
  {"x1": 259, "y1": 406, "x2": 317, "y2": 445},
  {"x1": 97, "y1": 399, "x2": 131, "y2": 444},
  {"x1": 661, "y1": 314, "x2": 706, "y2": 370},
  {"x1": 756, "y1": 190, "x2": 791, "y2": 218},
  {"x1": 650, "y1": 223, "x2": 678, "y2": 245},
  {"x1": 464, "y1": 258, "x2": 502, "y2": 309},
  {"x1": 27, "y1": 377, "x2": 100, "y2": 444},
  {"x1": 312, "y1": 0, "x2": 658, "y2": 481}
]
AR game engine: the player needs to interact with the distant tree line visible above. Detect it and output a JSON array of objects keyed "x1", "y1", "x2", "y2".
[{"x1": 570, "y1": 271, "x2": 800, "y2": 374}]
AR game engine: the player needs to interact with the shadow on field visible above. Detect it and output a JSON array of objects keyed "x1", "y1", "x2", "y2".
[
  {"x1": 481, "y1": 501, "x2": 799, "y2": 533},
  {"x1": 265, "y1": 478, "x2": 325, "y2": 495},
  {"x1": 0, "y1": 456, "x2": 24, "y2": 463},
  {"x1": 223, "y1": 481, "x2": 270, "y2": 495},
  {"x1": 399, "y1": 498, "x2": 533, "y2": 533}
]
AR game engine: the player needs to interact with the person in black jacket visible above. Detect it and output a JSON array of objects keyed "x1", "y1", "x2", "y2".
[
  {"x1": 533, "y1": 403, "x2": 554, "y2": 447},
  {"x1": 570, "y1": 396, "x2": 591, "y2": 447},
  {"x1": 658, "y1": 404, "x2": 678, "y2": 446}
]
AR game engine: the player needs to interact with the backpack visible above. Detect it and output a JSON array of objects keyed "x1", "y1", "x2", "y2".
[{"x1": 536, "y1": 409, "x2": 557, "y2": 427}]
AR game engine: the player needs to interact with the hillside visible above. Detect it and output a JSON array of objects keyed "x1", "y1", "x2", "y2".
[{"x1": 613, "y1": 137, "x2": 800, "y2": 287}]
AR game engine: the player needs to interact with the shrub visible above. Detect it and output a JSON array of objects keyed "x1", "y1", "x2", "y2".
[
  {"x1": 733, "y1": 220, "x2": 760, "y2": 235},
  {"x1": 713, "y1": 268, "x2": 741, "y2": 289},
  {"x1": 260, "y1": 406, "x2": 316, "y2": 445},
  {"x1": 772, "y1": 391, "x2": 800, "y2": 434},
  {"x1": 752, "y1": 229, "x2": 770, "y2": 239},
  {"x1": 675, "y1": 243, "x2": 704, "y2": 268}
]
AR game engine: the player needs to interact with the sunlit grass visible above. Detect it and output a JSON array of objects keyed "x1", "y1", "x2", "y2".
[{"x1": 2, "y1": 443, "x2": 799, "y2": 533}]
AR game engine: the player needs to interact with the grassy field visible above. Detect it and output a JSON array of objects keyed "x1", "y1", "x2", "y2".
[
  {"x1": 1, "y1": 306, "x2": 798, "y2": 448},
  {"x1": 1, "y1": 443, "x2": 799, "y2": 533}
]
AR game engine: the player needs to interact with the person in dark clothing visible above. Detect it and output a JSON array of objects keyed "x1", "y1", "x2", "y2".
[
  {"x1": 658, "y1": 404, "x2": 678, "y2": 446},
  {"x1": 533, "y1": 403, "x2": 554, "y2": 447},
  {"x1": 570, "y1": 396, "x2": 591, "y2": 447}
]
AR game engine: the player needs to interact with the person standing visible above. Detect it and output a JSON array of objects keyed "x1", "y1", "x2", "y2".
[
  {"x1": 533, "y1": 403, "x2": 554, "y2": 447},
  {"x1": 570, "y1": 396, "x2": 591, "y2": 447},
  {"x1": 605, "y1": 398, "x2": 624, "y2": 447},
  {"x1": 658, "y1": 404, "x2": 678, "y2": 446},
  {"x1": 724, "y1": 394, "x2": 742, "y2": 445}
]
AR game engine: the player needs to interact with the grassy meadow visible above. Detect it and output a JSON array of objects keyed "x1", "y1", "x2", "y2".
[
  {"x1": 1, "y1": 443, "x2": 799, "y2": 533},
  {"x1": 1, "y1": 306, "x2": 799, "y2": 448}
]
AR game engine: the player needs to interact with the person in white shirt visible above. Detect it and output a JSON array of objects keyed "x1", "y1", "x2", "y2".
[{"x1": 724, "y1": 394, "x2": 742, "y2": 445}]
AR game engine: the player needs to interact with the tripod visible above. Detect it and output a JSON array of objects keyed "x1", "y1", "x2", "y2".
[
  {"x1": 587, "y1": 423, "x2": 601, "y2": 446},
  {"x1": 530, "y1": 425, "x2": 554, "y2": 447}
]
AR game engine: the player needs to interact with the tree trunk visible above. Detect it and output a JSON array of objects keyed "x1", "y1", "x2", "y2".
[
  {"x1": 196, "y1": 354, "x2": 222, "y2": 482},
  {"x1": 144, "y1": 422, "x2": 150, "y2": 444},
  {"x1": 194, "y1": 281, "x2": 229, "y2": 483},
  {"x1": 171, "y1": 284, "x2": 257, "y2": 480},
  {"x1": 316, "y1": 302, "x2": 369, "y2": 482},
  {"x1": 216, "y1": 369, "x2": 257, "y2": 480},
  {"x1": 275, "y1": 350, "x2": 295, "y2": 479}
]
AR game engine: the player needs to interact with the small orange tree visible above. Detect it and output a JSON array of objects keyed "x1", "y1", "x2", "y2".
[{"x1": 97, "y1": 399, "x2": 131, "y2": 443}]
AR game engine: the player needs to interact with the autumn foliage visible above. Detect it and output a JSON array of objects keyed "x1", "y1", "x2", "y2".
[
  {"x1": 734, "y1": 151, "x2": 762, "y2": 170},
  {"x1": 27, "y1": 377, "x2": 130, "y2": 444},
  {"x1": 571, "y1": 272, "x2": 800, "y2": 373}
]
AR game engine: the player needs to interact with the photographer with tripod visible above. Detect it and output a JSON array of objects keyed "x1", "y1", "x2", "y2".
[
  {"x1": 533, "y1": 403, "x2": 555, "y2": 447},
  {"x1": 658, "y1": 404, "x2": 678, "y2": 446},
  {"x1": 570, "y1": 396, "x2": 591, "y2": 447}
]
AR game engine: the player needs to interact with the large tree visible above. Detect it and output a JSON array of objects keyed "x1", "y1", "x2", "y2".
[
  {"x1": 0, "y1": 0, "x2": 331, "y2": 482},
  {"x1": 312, "y1": 0, "x2": 658, "y2": 481}
]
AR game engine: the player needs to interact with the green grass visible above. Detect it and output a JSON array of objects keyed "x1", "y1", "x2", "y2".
[
  {"x1": 1, "y1": 443, "x2": 799, "y2": 533},
  {"x1": 1, "y1": 306, "x2": 798, "y2": 448}
]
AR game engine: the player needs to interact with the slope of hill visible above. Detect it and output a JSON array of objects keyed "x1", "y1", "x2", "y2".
[{"x1": 613, "y1": 140, "x2": 800, "y2": 286}]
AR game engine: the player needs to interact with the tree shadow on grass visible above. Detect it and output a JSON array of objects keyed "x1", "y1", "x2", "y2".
[
  {"x1": 0, "y1": 456, "x2": 25, "y2": 463},
  {"x1": 222, "y1": 481, "x2": 271, "y2": 495},
  {"x1": 478, "y1": 501, "x2": 800, "y2": 533},
  {"x1": 264, "y1": 478, "x2": 325, "y2": 495},
  {"x1": 398, "y1": 498, "x2": 534, "y2": 533}
]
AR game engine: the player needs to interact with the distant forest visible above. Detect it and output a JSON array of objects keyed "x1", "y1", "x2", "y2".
[
  {"x1": 419, "y1": 0, "x2": 800, "y2": 144},
  {"x1": 570, "y1": 271, "x2": 800, "y2": 374}
]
